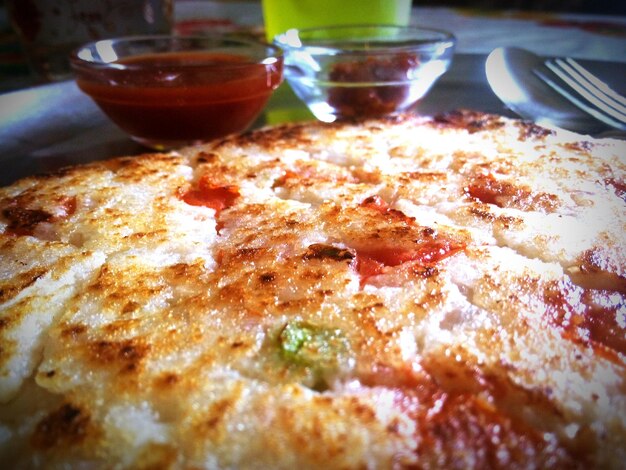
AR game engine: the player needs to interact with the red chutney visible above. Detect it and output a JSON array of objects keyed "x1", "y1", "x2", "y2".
[
  {"x1": 181, "y1": 175, "x2": 239, "y2": 216},
  {"x1": 355, "y1": 195, "x2": 466, "y2": 285},
  {"x1": 544, "y1": 280, "x2": 626, "y2": 361},
  {"x1": 75, "y1": 51, "x2": 283, "y2": 147}
]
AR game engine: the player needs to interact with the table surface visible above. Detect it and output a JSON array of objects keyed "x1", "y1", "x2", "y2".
[
  {"x1": 172, "y1": 2, "x2": 626, "y2": 62},
  {"x1": 1, "y1": 2, "x2": 625, "y2": 186}
]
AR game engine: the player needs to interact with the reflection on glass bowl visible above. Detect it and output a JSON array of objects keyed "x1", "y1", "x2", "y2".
[{"x1": 274, "y1": 25, "x2": 456, "y2": 123}]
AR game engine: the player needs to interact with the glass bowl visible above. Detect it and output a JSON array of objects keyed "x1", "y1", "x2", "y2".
[
  {"x1": 70, "y1": 35, "x2": 283, "y2": 150},
  {"x1": 273, "y1": 25, "x2": 456, "y2": 122}
]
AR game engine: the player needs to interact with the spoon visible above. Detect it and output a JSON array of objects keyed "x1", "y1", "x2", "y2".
[{"x1": 485, "y1": 47, "x2": 608, "y2": 134}]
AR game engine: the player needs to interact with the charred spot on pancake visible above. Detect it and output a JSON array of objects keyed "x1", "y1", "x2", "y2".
[
  {"x1": 31, "y1": 403, "x2": 91, "y2": 450},
  {"x1": 360, "y1": 195, "x2": 416, "y2": 224},
  {"x1": 154, "y1": 372, "x2": 180, "y2": 389},
  {"x1": 410, "y1": 265, "x2": 439, "y2": 278},
  {"x1": 195, "y1": 395, "x2": 242, "y2": 440},
  {"x1": 234, "y1": 247, "x2": 261, "y2": 260},
  {"x1": 219, "y1": 123, "x2": 313, "y2": 151},
  {"x1": 121, "y1": 300, "x2": 140, "y2": 314},
  {"x1": 87, "y1": 339, "x2": 150, "y2": 375},
  {"x1": 518, "y1": 121, "x2": 556, "y2": 140},
  {"x1": 564, "y1": 140, "x2": 594, "y2": 153},
  {"x1": 468, "y1": 205, "x2": 524, "y2": 228},
  {"x1": 0, "y1": 194, "x2": 77, "y2": 237},
  {"x1": 605, "y1": 178, "x2": 626, "y2": 202},
  {"x1": 1, "y1": 204, "x2": 53, "y2": 236},
  {"x1": 543, "y1": 278, "x2": 626, "y2": 359},
  {"x1": 302, "y1": 244, "x2": 355, "y2": 262},
  {"x1": 98, "y1": 154, "x2": 184, "y2": 183},
  {"x1": 99, "y1": 156, "x2": 138, "y2": 173},
  {"x1": 579, "y1": 247, "x2": 625, "y2": 279},
  {"x1": 0, "y1": 267, "x2": 47, "y2": 303},
  {"x1": 195, "y1": 151, "x2": 220, "y2": 164},
  {"x1": 404, "y1": 171, "x2": 448, "y2": 182},
  {"x1": 258, "y1": 271, "x2": 277, "y2": 283},
  {"x1": 434, "y1": 110, "x2": 505, "y2": 133},
  {"x1": 60, "y1": 324, "x2": 88, "y2": 339},
  {"x1": 569, "y1": 247, "x2": 626, "y2": 293}
]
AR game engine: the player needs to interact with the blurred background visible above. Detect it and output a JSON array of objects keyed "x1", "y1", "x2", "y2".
[
  {"x1": 0, "y1": 0, "x2": 623, "y2": 93},
  {"x1": 416, "y1": 0, "x2": 624, "y2": 15}
]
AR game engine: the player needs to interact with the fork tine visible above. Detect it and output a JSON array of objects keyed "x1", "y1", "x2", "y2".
[
  {"x1": 551, "y1": 58, "x2": 626, "y2": 115},
  {"x1": 545, "y1": 59, "x2": 626, "y2": 124},
  {"x1": 564, "y1": 58, "x2": 626, "y2": 109},
  {"x1": 533, "y1": 67, "x2": 626, "y2": 131}
]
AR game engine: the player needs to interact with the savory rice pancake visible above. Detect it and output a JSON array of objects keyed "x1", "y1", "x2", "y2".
[{"x1": 0, "y1": 110, "x2": 624, "y2": 468}]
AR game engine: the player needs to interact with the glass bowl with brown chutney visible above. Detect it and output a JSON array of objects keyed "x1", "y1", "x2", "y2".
[{"x1": 274, "y1": 25, "x2": 456, "y2": 123}]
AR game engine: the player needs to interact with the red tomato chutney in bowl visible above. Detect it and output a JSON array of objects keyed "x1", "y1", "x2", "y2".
[{"x1": 70, "y1": 36, "x2": 283, "y2": 150}]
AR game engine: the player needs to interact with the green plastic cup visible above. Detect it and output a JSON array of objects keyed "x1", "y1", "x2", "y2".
[{"x1": 262, "y1": 0, "x2": 412, "y2": 42}]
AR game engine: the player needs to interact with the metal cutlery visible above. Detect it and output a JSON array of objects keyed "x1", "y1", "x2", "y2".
[
  {"x1": 486, "y1": 47, "x2": 626, "y2": 135},
  {"x1": 534, "y1": 57, "x2": 626, "y2": 131}
]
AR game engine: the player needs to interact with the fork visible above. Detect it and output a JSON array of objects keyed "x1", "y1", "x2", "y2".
[{"x1": 533, "y1": 57, "x2": 626, "y2": 131}]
